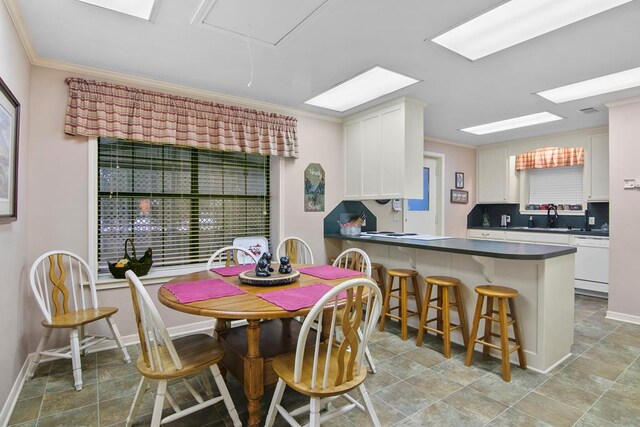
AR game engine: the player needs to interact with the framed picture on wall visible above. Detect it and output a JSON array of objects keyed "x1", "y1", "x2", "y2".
[
  {"x1": 450, "y1": 189, "x2": 468, "y2": 204},
  {"x1": 455, "y1": 172, "x2": 464, "y2": 189},
  {"x1": 0, "y1": 77, "x2": 20, "y2": 224}
]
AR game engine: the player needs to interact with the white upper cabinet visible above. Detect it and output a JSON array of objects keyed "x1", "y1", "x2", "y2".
[
  {"x1": 477, "y1": 147, "x2": 518, "y2": 203},
  {"x1": 584, "y1": 133, "x2": 609, "y2": 201},
  {"x1": 344, "y1": 98, "x2": 425, "y2": 200}
]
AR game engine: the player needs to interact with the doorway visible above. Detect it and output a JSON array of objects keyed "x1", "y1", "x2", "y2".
[{"x1": 403, "y1": 153, "x2": 444, "y2": 235}]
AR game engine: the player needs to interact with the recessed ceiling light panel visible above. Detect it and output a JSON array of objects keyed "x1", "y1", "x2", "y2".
[
  {"x1": 432, "y1": 0, "x2": 632, "y2": 61},
  {"x1": 461, "y1": 112, "x2": 563, "y2": 135},
  {"x1": 76, "y1": 0, "x2": 156, "y2": 20},
  {"x1": 304, "y1": 66, "x2": 420, "y2": 112},
  {"x1": 537, "y1": 66, "x2": 640, "y2": 103}
]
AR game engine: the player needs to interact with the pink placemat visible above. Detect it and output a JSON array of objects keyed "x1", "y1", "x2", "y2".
[
  {"x1": 257, "y1": 283, "x2": 347, "y2": 312},
  {"x1": 165, "y1": 279, "x2": 247, "y2": 303},
  {"x1": 297, "y1": 265, "x2": 363, "y2": 280},
  {"x1": 210, "y1": 264, "x2": 256, "y2": 277}
]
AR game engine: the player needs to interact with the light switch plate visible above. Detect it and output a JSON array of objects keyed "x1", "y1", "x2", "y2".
[{"x1": 589, "y1": 217, "x2": 595, "y2": 225}]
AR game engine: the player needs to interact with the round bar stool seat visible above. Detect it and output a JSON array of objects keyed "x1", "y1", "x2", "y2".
[
  {"x1": 416, "y1": 276, "x2": 469, "y2": 358},
  {"x1": 465, "y1": 285, "x2": 526, "y2": 382},
  {"x1": 379, "y1": 269, "x2": 422, "y2": 341}
]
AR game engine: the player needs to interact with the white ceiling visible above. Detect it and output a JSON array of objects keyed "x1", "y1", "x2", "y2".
[{"x1": 10, "y1": 0, "x2": 640, "y2": 145}]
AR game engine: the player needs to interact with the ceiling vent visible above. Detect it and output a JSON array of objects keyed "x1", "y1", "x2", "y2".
[{"x1": 579, "y1": 107, "x2": 600, "y2": 114}]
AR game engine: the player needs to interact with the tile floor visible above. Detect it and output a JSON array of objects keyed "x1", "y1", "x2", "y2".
[{"x1": 8, "y1": 295, "x2": 640, "y2": 426}]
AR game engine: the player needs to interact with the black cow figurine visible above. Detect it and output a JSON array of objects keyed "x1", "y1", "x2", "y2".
[
  {"x1": 260, "y1": 252, "x2": 274, "y2": 272},
  {"x1": 255, "y1": 257, "x2": 271, "y2": 277},
  {"x1": 278, "y1": 256, "x2": 292, "y2": 274}
]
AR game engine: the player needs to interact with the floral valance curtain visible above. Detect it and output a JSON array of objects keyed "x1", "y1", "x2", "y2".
[
  {"x1": 64, "y1": 78, "x2": 298, "y2": 158},
  {"x1": 515, "y1": 146, "x2": 584, "y2": 170}
]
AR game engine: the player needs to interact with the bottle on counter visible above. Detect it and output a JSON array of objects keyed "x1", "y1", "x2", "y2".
[
  {"x1": 482, "y1": 210, "x2": 490, "y2": 227},
  {"x1": 528, "y1": 216, "x2": 534, "y2": 228}
]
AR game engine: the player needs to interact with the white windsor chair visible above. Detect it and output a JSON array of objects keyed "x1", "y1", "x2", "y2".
[{"x1": 276, "y1": 236, "x2": 315, "y2": 265}]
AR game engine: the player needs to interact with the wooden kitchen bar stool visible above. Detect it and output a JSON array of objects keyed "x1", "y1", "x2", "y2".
[
  {"x1": 416, "y1": 276, "x2": 469, "y2": 358},
  {"x1": 465, "y1": 285, "x2": 526, "y2": 382},
  {"x1": 379, "y1": 269, "x2": 422, "y2": 341}
]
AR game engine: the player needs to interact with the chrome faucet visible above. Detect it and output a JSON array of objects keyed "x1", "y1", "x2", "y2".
[{"x1": 546, "y1": 204, "x2": 559, "y2": 228}]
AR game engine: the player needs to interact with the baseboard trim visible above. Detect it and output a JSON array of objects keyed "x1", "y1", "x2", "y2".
[
  {"x1": 0, "y1": 319, "x2": 216, "y2": 426},
  {"x1": 606, "y1": 310, "x2": 640, "y2": 325},
  {"x1": 0, "y1": 356, "x2": 31, "y2": 427}
]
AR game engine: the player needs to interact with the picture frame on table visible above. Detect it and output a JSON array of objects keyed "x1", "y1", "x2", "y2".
[
  {"x1": 455, "y1": 171, "x2": 464, "y2": 189},
  {"x1": 450, "y1": 189, "x2": 468, "y2": 204},
  {"x1": 0, "y1": 77, "x2": 20, "y2": 224}
]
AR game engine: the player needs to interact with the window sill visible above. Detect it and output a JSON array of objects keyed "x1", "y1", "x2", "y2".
[{"x1": 95, "y1": 264, "x2": 207, "y2": 290}]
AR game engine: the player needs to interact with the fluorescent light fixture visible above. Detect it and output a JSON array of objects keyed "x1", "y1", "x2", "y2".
[
  {"x1": 305, "y1": 66, "x2": 419, "y2": 112},
  {"x1": 76, "y1": 0, "x2": 156, "y2": 20},
  {"x1": 461, "y1": 112, "x2": 563, "y2": 135},
  {"x1": 537, "y1": 66, "x2": 640, "y2": 103},
  {"x1": 432, "y1": 0, "x2": 632, "y2": 61}
]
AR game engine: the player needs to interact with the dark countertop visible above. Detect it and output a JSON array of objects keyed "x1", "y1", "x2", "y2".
[
  {"x1": 467, "y1": 226, "x2": 609, "y2": 237},
  {"x1": 325, "y1": 233, "x2": 577, "y2": 260}
]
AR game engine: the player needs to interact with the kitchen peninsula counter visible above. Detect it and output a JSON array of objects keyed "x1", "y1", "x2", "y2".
[
  {"x1": 325, "y1": 233, "x2": 576, "y2": 373},
  {"x1": 324, "y1": 233, "x2": 576, "y2": 260}
]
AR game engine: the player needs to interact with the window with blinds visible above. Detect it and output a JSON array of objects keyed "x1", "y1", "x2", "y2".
[
  {"x1": 528, "y1": 165, "x2": 583, "y2": 205},
  {"x1": 97, "y1": 138, "x2": 270, "y2": 273}
]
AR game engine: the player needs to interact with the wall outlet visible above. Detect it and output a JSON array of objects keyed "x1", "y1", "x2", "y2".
[
  {"x1": 393, "y1": 212, "x2": 401, "y2": 222},
  {"x1": 589, "y1": 217, "x2": 596, "y2": 225},
  {"x1": 506, "y1": 215, "x2": 511, "y2": 223}
]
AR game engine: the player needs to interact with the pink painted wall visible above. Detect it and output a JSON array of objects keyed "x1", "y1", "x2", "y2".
[
  {"x1": 0, "y1": 4, "x2": 31, "y2": 405},
  {"x1": 607, "y1": 99, "x2": 640, "y2": 320}
]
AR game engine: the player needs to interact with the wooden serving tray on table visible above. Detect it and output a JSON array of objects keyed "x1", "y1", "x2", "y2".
[{"x1": 238, "y1": 269, "x2": 300, "y2": 286}]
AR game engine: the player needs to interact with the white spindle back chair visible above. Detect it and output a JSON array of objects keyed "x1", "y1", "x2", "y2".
[
  {"x1": 265, "y1": 278, "x2": 382, "y2": 427},
  {"x1": 206, "y1": 245, "x2": 258, "y2": 269},
  {"x1": 332, "y1": 248, "x2": 377, "y2": 373},
  {"x1": 125, "y1": 271, "x2": 242, "y2": 427},
  {"x1": 27, "y1": 250, "x2": 130, "y2": 390},
  {"x1": 276, "y1": 236, "x2": 315, "y2": 265}
]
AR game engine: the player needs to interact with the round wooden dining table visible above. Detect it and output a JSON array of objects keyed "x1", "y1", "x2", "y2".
[{"x1": 157, "y1": 265, "x2": 367, "y2": 427}]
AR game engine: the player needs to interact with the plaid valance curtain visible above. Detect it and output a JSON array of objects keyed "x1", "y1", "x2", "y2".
[
  {"x1": 515, "y1": 146, "x2": 584, "y2": 170},
  {"x1": 64, "y1": 78, "x2": 298, "y2": 158}
]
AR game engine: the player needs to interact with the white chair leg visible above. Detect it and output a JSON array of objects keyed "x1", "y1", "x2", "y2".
[
  {"x1": 359, "y1": 383, "x2": 381, "y2": 427},
  {"x1": 200, "y1": 370, "x2": 213, "y2": 397},
  {"x1": 26, "y1": 328, "x2": 52, "y2": 380},
  {"x1": 265, "y1": 378, "x2": 286, "y2": 427},
  {"x1": 151, "y1": 380, "x2": 167, "y2": 427},
  {"x1": 126, "y1": 376, "x2": 149, "y2": 427},
  {"x1": 310, "y1": 397, "x2": 321, "y2": 427},
  {"x1": 210, "y1": 364, "x2": 241, "y2": 427},
  {"x1": 106, "y1": 316, "x2": 131, "y2": 363},
  {"x1": 358, "y1": 328, "x2": 377, "y2": 374},
  {"x1": 70, "y1": 327, "x2": 83, "y2": 391}
]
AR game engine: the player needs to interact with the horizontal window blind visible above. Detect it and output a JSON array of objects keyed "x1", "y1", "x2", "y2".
[
  {"x1": 97, "y1": 138, "x2": 270, "y2": 273},
  {"x1": 528, "y1": 165, "x2": 583, "y2": 205}
]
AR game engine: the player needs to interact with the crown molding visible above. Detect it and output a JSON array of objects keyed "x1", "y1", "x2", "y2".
[
  {"x1": 605, "y1": 96, "x2": 640, "y2": 109},
  {"x1": 3, "y1": 0, "x2": 342, "y2": 123},
  {"x1": 425, "y1": 136, "x2": 477, "y2": 149}
]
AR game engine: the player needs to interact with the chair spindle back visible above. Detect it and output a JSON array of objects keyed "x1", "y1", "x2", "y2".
[
  {"x1": 126, "y1": 270, "x2": 182, "y2": 373},
  {"x1": 206, "y1": 246, "x2": 258, "y2": 269},
  {"x1": 276, "y1": 237, "x2": 314, "y2": 264},
  {"x1": 294, "y1": 278, "x2": 382, "y2": 390},
  {"x1": 332, "y1": 248, "x2": 372, "y2": 277},
  {"x1": 29, "y1": 251, "x2": 98, "y2": 323}
]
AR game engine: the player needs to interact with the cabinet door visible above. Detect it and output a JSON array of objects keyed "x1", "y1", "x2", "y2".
[
  {"x1": 587, "y1": 134, "x2": 609, "y2": 201},
  {"x1": 344, "y1": 121, "x2": 363, "y2": 199},
  {"x1": 362, "y1": 115, "x2": 383, "y2": 197},
  {"x1": 477, "y1": 147, "x2": 508, "y2": 203},
  {"x1": 380, "y1": 107, "x2": 404, "y2": 197}
]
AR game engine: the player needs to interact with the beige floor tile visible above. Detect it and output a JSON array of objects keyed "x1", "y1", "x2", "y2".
[
  {"x1": 588, "y1": 395, "x2": 640, "y2": 425},
  {"x1": 37, "y1": 404, "x2": 99, "y2": 427},
  {"x1": 568, "y1": 356, "x2": 626, "y2": 381},
  {"x1": 535, "y1": 377, "x2": 601, "y2": 412},
  {"x1": 573, "y1": 411, "x2": 616, "y2": 427},
  {"x1": 373, "y1": 381, "x2": 434, "y2": 417},
  {"x1": 39, "y1": 384, "x2": 98, "y2": 418},
  {"x1": 442, "y1": 386, "x2": 507, "y2": 423},
  {"x1": 600, "y1": 331, "x2": 640, "y2": 349},
  {"x1": 400, "y1": 347, "x2": 447, "y2": 368},
  {"x1": 17, "y1": 377, "x2": 47, "y2": 401},
  {"x1": 553, "y1": 365, "x2": 613, "y2": 395},
  {"x1": 98, "y1": 373, "x2": 144, "y2": 402},
  {"x1": 513, "y1": 392, "x2": 584, "y2": 427},
  {"x1": 7, "y1": 396, "x2": 42, "y2": 425},
  {"x1": 402, "y1": 401, "x2": 483, "y2": 427},
  {"x1": 581, "y1": 344, "x2": 637, "y2": 369},
  {"x1": 488, "y1": 408, "x2": 552, "y2": 427},
  {"x1": 362, "y1": 368, "x2": 402, "y2": 394},
  {"x1": 404, "y1": 370, "x2": 463, "y2": 401},
  {"x1": 377, "y1": 354, "x2": 429, "y2": 380},
  {"x1": 431, "y1": 359, "x2": 487, "y2": 386},
  {"x1": 468, "y1": 374, "x2": 531, "y2": 406}
]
